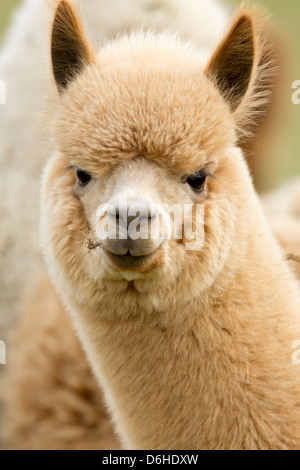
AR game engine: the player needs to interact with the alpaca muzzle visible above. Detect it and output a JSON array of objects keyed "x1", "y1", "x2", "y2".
[{"x1": 96, "y1": 197, "x2": 165, "y2": 271}]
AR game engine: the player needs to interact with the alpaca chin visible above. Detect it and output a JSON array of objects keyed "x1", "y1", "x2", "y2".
[{"x1": 101, "y1": 247, "x2": 166, "y2": 281}]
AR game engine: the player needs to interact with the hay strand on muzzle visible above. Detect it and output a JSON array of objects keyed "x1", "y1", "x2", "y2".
[{"x1": 286, "y1": 253, "x2": 300, "y2": 264}]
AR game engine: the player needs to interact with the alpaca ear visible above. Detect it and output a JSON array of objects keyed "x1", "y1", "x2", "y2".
[
  {"x1": 206, "y1": 13, "x2": 254, "y2": 112},
  {"x1": 51, "y1": 0, "x2": 94, "y2": 92},
  {"x1": 205, "y1": 9, "x2": 275, "y2": 138}
]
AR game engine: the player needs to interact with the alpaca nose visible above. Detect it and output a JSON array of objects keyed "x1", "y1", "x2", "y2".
[{"x1": 98, "y1": 197, "x2": 163, "y2": 264}]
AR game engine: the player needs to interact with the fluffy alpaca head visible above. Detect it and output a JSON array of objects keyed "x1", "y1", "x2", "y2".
[{"x1": 42, "y1": 1, "x2": 275, "y2": 317}]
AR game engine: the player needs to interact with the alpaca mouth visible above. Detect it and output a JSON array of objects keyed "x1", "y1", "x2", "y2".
[{"x1": 102, "y1": 247, "x2": 162, "y2": 272}]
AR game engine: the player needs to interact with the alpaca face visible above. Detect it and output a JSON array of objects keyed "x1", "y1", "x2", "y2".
[
  {"x1": 49, "y1": 42, "x2": 237, "y2": 287},
  {"x1": 55, "y1": 53, "x2": 237, "y2": 278},
  {"x1": 42, "y1": 1, "x2": 273, "y2": 309}
]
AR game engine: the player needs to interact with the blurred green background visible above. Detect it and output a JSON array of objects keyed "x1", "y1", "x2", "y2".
[
  {"x1": 0, "y1": 0, "x2": 21, "y2": 39},
  {"x1": 0, "y1": 0, "x2": 299, "y2": 191}
]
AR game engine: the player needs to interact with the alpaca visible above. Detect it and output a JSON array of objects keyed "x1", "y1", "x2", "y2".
[
  {"x1": 36, "y1": 0, "x2": 300, "y2": 450},
  {"x1": 0, "y1": 0, "x2": 228, "y2": 344}
]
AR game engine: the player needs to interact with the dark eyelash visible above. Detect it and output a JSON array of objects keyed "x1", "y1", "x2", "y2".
[
  {"x1": 206, "y1": 171, "x2": 217, "y2": 180},
  {"x1": 183, "y1": 169, "x2": 216, "y2": 183}
]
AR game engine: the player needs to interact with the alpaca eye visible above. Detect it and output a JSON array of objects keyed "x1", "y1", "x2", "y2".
[
  {"x1": 76, "y1": 168, "x2": 92, "y2": 186},
  {"x1": 186, "y1": 171, "x2": 207, "y2": 192}
]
